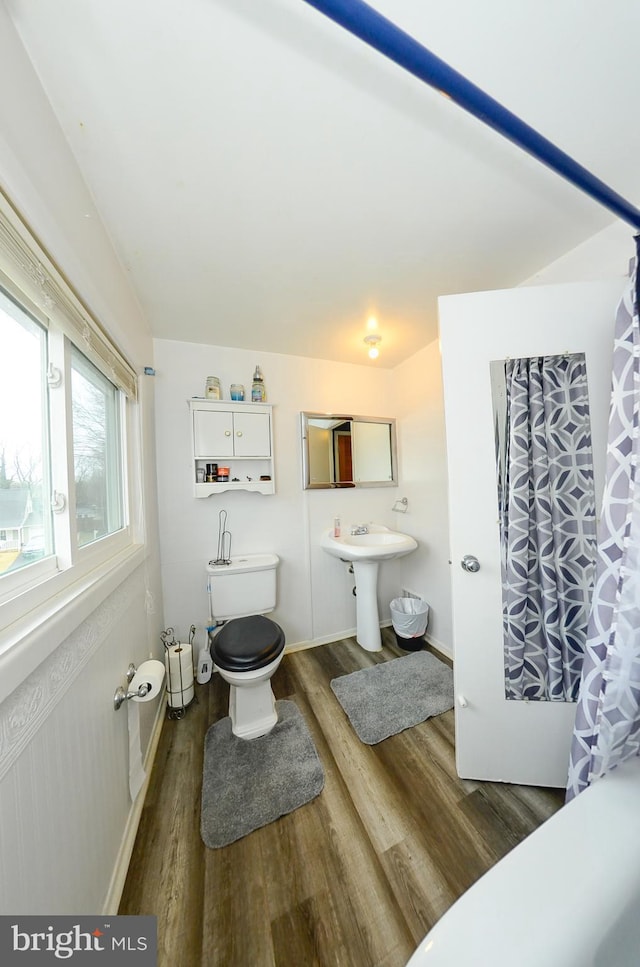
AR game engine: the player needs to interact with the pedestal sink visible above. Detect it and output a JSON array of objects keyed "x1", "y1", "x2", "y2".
[{"x1": 321, "y1": 523, "x2": 418, "y2": 652}]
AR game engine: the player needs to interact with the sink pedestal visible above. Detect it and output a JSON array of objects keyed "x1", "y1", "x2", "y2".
[{"x1": 353, "y1": 560, "x2": 382, "y2": 652}]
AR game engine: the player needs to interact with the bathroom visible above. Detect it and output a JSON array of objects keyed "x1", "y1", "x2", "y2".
[
  {"x1": 154, "y1": 337, "x2": 452, "y2": 659},
  {"x1": 1, "y1": 2, "x2": 640, "y2": 965}
]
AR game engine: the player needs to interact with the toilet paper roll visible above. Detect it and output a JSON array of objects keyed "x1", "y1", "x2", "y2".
[
  {"x1": 130, "y1": 659, "x2": 166, "y2": 702},
  {"x1": 164, "y1": 643, "x2": 195, "y2": 708}
]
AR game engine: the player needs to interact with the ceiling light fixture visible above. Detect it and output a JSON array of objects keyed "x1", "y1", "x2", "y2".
[{"x1": 364, "y1": 334, "x2": 381, "y2": 359}]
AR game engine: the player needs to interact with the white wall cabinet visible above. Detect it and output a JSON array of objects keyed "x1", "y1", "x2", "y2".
[{"x1": 189, "y1": 399, "x2": 275, "y2": 495}]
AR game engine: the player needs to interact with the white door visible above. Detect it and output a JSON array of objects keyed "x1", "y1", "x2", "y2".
[{"x1": 439, "y1": 278, "x2": 624, "y2": 787}]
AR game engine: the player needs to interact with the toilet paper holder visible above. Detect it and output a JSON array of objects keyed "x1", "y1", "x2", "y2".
[{"x1": 113, "y1": 663, "x2": 150, "y2": 711}]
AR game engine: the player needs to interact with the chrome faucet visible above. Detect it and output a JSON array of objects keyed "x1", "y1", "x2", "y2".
[{"x1": 350, "y1": 524, "x2": 369, "y2": 535}]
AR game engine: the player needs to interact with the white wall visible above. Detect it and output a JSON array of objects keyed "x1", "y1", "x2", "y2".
[
  {"x1": 153, "y1": 339, "x2": 432, "y2": 650},
  {"x1": 522, "y1": 220, "x2": 633, "y2": 287},
  {"x1": 393, "y1": 340, "x2": 453, "y2": 656},
  {"x1": 0, "y1": 570, "x2": 154, "y2": 912},
  {"x1": 0, "y1": 3, "x2": 164, "y2": 914}
]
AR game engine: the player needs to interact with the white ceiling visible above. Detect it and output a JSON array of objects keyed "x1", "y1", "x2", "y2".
[{"x1": 7, "y1": 0, "x2": 640, "y2": 367}]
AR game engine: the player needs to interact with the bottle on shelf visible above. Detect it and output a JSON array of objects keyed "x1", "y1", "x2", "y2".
[{"x1": 251, "y1": 365, "x2": 266, "y2": 402}]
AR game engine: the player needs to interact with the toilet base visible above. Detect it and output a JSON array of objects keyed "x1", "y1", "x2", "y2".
[{"x1": 228, "y1": 680, "x2": 278, "y2": 740}]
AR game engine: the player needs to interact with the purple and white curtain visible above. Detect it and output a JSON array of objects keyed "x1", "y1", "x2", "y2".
[
  {"x1": 567, "y1": 241, "x2": 640, "y2": 801},
  {"x1": 500, "y1": 354, "x2": 597, "y2": 701}
]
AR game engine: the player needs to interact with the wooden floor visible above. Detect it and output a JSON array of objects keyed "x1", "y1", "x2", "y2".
[{"x1": 119, "y1": 632, "x2": 564, "y2": 966}]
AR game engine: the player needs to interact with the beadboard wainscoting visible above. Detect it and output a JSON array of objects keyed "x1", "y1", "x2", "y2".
[{"x1": 0, "y1": 565, "x2": 165, "y2": 914}]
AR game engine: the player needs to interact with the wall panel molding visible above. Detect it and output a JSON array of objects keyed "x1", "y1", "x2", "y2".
[{"x1": 0, "y1": 570, "x2": 143, "y2": 781}]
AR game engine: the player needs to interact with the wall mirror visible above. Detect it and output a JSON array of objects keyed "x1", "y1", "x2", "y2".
[
  {"x1": 491, "y1": 353, "x2": 597, "y2": 704},
  {"x1": 301, "y1": 412, "x2": 397, "y2": 489}
]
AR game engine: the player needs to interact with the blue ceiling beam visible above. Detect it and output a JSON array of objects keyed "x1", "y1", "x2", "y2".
[{"x1": 302, "y1": 0, "x2": 640, "y2": 231}]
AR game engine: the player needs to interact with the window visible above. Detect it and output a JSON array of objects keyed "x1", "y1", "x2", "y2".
[
  {"x1": 0, "y1": 193, "x2": 138, "y2": 635},
  {"x1": 0, "y1": 288, "x2": 52, "y2": 576},
  {"x1": 71, "y1": 347, "x2": 124, "y2": 548},
  {"x1": 0, "y1": 286, "x2": 129, "y2": 606}
]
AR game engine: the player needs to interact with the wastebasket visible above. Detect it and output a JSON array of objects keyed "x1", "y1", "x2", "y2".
[{"x1": 390, "y1": 596, "x2": 430, "y2": 651}]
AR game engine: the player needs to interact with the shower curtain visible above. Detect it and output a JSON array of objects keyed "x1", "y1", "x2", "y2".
[
  {"x1": 500, "y1": 354, "x2": 596, "y2": 701},
  {"x1": 567, "y1": 241, "x2": 640, "y2": 801}
]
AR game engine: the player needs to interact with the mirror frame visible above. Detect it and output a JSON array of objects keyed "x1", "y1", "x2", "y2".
[{"x1": 301, "y1": 412, "x2": 398, "y2": 489}]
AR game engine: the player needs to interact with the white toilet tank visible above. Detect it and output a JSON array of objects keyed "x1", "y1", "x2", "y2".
[{"x1": 207, "y1": 553, "x2": 279, "y2": 620}]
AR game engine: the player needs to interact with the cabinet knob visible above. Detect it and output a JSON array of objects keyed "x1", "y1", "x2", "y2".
[
  {"x1": 225, "y1": 430, "x2": 231, "y2": 437},
  {"x1": 236, "y1": 431, "x2": 243, "y2": 437}
]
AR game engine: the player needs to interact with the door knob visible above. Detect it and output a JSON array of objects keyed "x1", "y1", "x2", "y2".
[{"x1": 461, "y1": 554, "x2": 480, "y2": 572}]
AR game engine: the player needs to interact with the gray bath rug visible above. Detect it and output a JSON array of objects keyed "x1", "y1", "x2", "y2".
[
  {"x1": 331, "y1": 651, "x2": 454, "y2": 745},
  {"x1": 201, "y1": 699, "x2": 324, "y2": 849}
]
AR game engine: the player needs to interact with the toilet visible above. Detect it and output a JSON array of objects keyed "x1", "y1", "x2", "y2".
[{"x1": 207, "y1": 554, "x2": 285, "y2": 740}]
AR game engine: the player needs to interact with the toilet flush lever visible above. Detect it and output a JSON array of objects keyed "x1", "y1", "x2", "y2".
[{"x1": 461, "y1": 554, "x2": 480, "y2": 572}]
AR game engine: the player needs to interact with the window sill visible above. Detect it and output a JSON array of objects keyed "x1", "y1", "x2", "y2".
[{"x1": 0, "y1": 543, "x2": 146, "y2": 705}]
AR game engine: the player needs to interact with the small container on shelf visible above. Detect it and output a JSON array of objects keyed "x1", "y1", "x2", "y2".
[
  {"x1": 205, "y1": 376, "x2": 221, "y2": 399},
  {"x1": 216, "y1": 466, "x2": 230, "y2": 482},
  {"x1": 230, "y1": 383, "x2": 245, "y2": 401},
  {"x1": 251, "y1": 365, "x2": 266, "y2": 402}
]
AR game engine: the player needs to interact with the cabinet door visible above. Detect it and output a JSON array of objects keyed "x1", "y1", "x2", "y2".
[
  {"x1": 233, "y1": 411, "x2": 271, "y2": 456},
  {"x1": 193, "y1": 409, "x2": 234, "y2": 457}
]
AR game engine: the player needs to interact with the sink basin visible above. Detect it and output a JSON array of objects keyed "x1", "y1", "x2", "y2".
[
  {"x1": 321, "y1": 524, "x2": 418, "y2": 561},
  {"x1": 321, "y1": 524, "x2": 418, "y2": 652}
]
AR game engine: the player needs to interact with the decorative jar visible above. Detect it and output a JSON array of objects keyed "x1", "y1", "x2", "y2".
[{"x1": 205, "y1": 376, "x2": 221, "y2": 399}]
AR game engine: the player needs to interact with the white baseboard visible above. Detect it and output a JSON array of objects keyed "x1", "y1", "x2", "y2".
[
  {"x1": 284, "y1": 639, "x2": 321, "y2": 654},
  {"x1": 284, "y1": 628, "x2": 356, "y2": 653},
  {"x1": 425, "y1": 634, "x2": 453, "y2": 662},
  {"x1": 102, "y1": 696, "x2": 166, "y2": 915},
  {"x1": 285, "y1": 626, "x2": 453, "y2": 662}
]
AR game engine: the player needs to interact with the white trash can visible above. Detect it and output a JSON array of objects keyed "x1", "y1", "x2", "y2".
[{"x1": 390, "y1": 597, "x2": 429, "y2": 651}]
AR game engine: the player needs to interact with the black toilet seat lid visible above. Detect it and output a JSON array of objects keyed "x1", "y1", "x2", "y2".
[{"x1": 211, "y1": 615, "x2": 285, "y2": 672}]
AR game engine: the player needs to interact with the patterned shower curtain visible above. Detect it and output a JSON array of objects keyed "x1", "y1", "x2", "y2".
[
  {"x1": 500, "y1": 354, "x2": 597, "y2": 701},
  {"x1": 566, "y1": 241, "x2": 640, "y2": 801}
]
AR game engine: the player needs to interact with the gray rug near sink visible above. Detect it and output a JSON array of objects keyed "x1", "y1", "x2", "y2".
[{"x1": 330, "y1": 651, "x2": 454, "y2": 744}]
